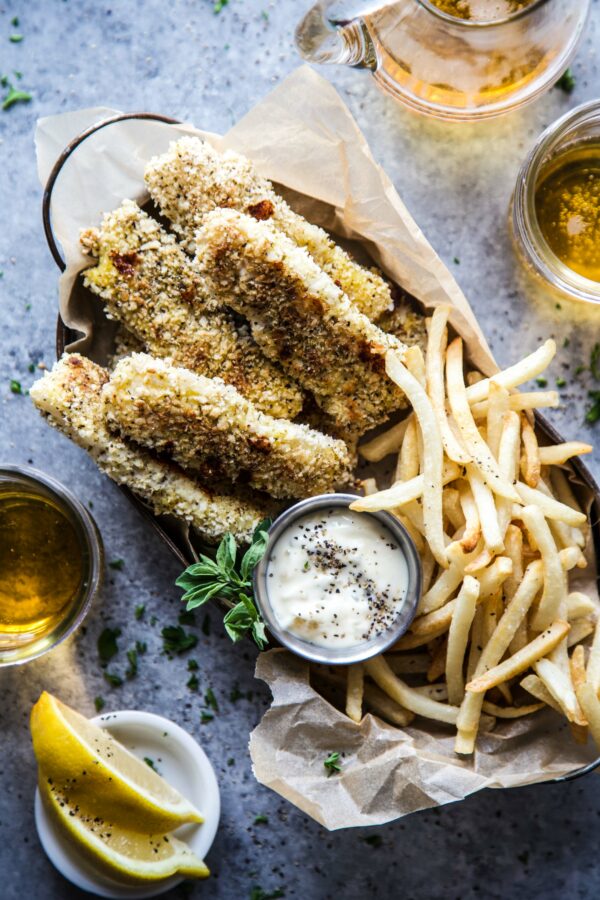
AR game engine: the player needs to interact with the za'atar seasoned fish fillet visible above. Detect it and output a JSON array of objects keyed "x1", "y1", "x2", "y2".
[
  {"x1": 29, "y1": 354, "x2": 273, "y2": 544},
  {"x1": 193, "y1": 208, "x2": 409, "y2": 436},
  {"x1": 144, "y1": 136, "x2": 392, "y2": 321},
  {"x1": 80, "y1": 200, "x2": 303, "y2": 419},
  {"x1": 104, "y1": 353, "x2": 353, "y2": 499}
]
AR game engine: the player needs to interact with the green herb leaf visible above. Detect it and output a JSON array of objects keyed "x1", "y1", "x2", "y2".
[
  {"x1": 94, "y1": 696, "x2": 105, "y2": 713},
  {"x1": 134, "y1": 604, "x2": 145, "y2": 621},
  {"x1": 556, "y1": 68, "x2": 575, "y2": 94},
  {"x1": 161, "y1": 625, "x2": 198, "y2": 656},
  {"x1": 104, "y1": 671, "x2": 123, "y2": 688},
  {"x1": 187, "y1": 673, "x2": 199, "y2": 692},
  {"x1": 125, "y1": 648, "x2": 138, "y2": 679},
  {"x1": 216, "y1": 532, "x2": 237, "y2": 575},
  {"x1": 556, "y1": 377, "x2": 567, "y2": 388},
  {"x1": 178, "y1": 609, "x2": 196, "y2": 626},
  {"x1": 10, "y1": 379, "x2": 22, "y2": 394},
  {"x1": 227, "y1": 756, "x2": 235, "y2": 766},
  {"x1": 2, "y1": 84, "x2": 31, "y2": 109},
  {"x1": 585, "y1": 391, "x2": 600, "y2": 425},
  {"x1": 230, "y1": 685, "x2": 243, "y2": 702},
  {"x1": 323, "y1": 751, "x2": 342, "y2": 775},
  {"x1": 249, "y1": 887, "x2": 284, "y2": 900},
  {"x1": 176, "y1": 522, "x2": 271, "y2": 649},
  {"x1": 9, "y1": 34, "x2": 23, "y2": 43},
  {"x1": 205, "y1": 687, "x2": 219, "y2": 711},
  {"x1": 144, "y1": 757, "x2": 157, "y2": 771},
  {"x1": 188, "y1": 658, "x2": 199, "y2": 671},
  {"x1": 11, "y1": 16, "x2": 19, "y2": 26},
  {"x1": 535, "y1": 376, "x2": 547, "y2": 388},
  {"x1": 200, "y1": 710, "x2": 214, "y2": 723},
  {"x1": 98, "y1": 626, "x2": 121, "y2": 664},
  {"x1": 213, "y1": 0, "x2": 229, "y2": 12},
  {"x1": 108, "y1": 558, "x2": 124, "y2": 571},
  {"x1": 254, "y1": 814, "x2": 269, "y2": 825},
  {"x1": 135, "y1": 640, "x2": 147, "y2": 655}
]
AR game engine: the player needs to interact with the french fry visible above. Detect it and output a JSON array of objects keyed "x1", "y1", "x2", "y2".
[
  {"x1": 397, "y1": 417, "x2": 420, "y2": 483},
  {"x1": 413, "y1": 683, "x2": 448, "y2": 700},
  {"x1": 411, "y1": 600, "x2": 457, "y2": 636},
  {"x1": 533, "y1": 658, "x2": 585, "y2": 725},
  {"x1": 365, "y1": 656, "x2": 459, "y2": 724},
  {"x1": 446, "y1": 576, "x2": 480, "y2": 705},
  {"x1": 420, "y1": 544, "x2": 436, "y2": 594},
  {"x1": 393, "y1": 626, "x2": 450, "y2": 651},
  {"x1": 394, "y1": 512, "x2": 425, "y2": 553},
  {"x1": 486, "y1": 380, "x2": 510, "y2": 461},
  {"x1": 521, "y1": 673, "x2": 563, "y2": 713},
  {"x1": 466, "y1": 621, "x2": 570, "y2": 694},
  {"x1": 385, "y1": 654, "x2": 430, "y2": 675},
  {"x1": 538, "y1": 442, "x2": 593, "y2": 466},
  {"x1": 520, "y1": 415, "x2": 541, "y2": 488},
  {"x1": 359, "y1": 417, "x2": 411, "y2": 462},
  {"x1": 504, "y1": 525, "x2": 528, "y2": 655},
  {"x1": 585, "y1": 619, "x2": 600, "y2": 694},
  {"x1": 470, "y1": 390, "x2": 560, "y2": 420},
  {"x1": 363, "y1": 683, "x2": 415, "y2": 728},
  {"x1": 404, "y1": 344, "x2": 427, "y2": 388},
  {"x1": 536, "y1": 476, "x2": 580, "y2": 550},
  {"x1": 567, "y1": 618, "x2": 595, "y2": 647},
  {"x1": 516, "y1": 482, "x2": 587, "y2": 527},
  {"x1": 466, "y1": 606, "x2": 485, "y2": 682},
  {"x1": 350, "y1": 461, "x2": 460, "y2": 513},
  {"x1": 418, "y1": 540, "x2": 483, "y2": 614},
  {"x1": 567, "y1": 591, "x2": 597, "y2": 620},
  {"x1": 575, "y1": 682, "x2": 600, "y2": 749},
  {"x1": 482, "y1": 701, "x2": 544, "y2": 718},
  {"x1": 386, "y1": 351, "x2": 447, "y2": 568},
  {"x1": 550, "y1": 468, "x2": 587, "y2": 549},
  {"x1": 360, "y1": 477, "x2": 379, "y2": 496},
  {"x1": 446, "y1": 338, "x2": 520, "y2": 502},
  {"x1": 559, "y1": 546, "x2": 587, "y2": 571},
  {"x1": 425, "y1": 306, "x2": 471, "y2": 464},
  {"x1": 464, "y1": 339, "x2": 557, "y2": 405},
  {"x1": 477, "y1": 556, "x2": 513, "y2": 600},
  {"x1": 520, "y1": 505, "x2": 566, "y2": 632},
  {"x1": 466, "y1": 465, "x2": 504, "y2": 554},
  {"x1": 570, "y1": 644, "x2": 587, "y2": 691},
  {"x1": 427, "y1": 637, "x2": 448, "y2": 683},
  {"x1": 346, "y1": 664, "x2": 364, "y2": 723},
  {"x1": 458, "y1": 483, "x2": 481, "y2": 553},
  {"x1": 442, "y1": 488, "x2": 465, "y2": 532}
]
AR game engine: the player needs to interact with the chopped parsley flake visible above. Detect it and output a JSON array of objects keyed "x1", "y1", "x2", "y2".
[
  {"x1": 103, "y1": 671, "x2": 123, "y2": 688},
  {"x1": 187, "y1": 673, "x2": 199, "y2": 692},
  {"x1": 161, "y1": 625, "x2": 198, "y2": 656},
  {"x1": 586, "y1": 391, "x2": 600, "y2": 425},
  {"x1": 9, "y1": 34, "x2": 23, "y2": 43},
  {"x1": 200, "y1": 710, "x2": 214, "y2": 723},
  {"x1": 134, "y1": 604, "x2": 145, "y2": 621},
  {"x1": 144, "y1": 757, "x2": 157, "y2": 772},
  {"x1": 535, "y1": 376, "x2": 547, "y2": 388},
  {"x1": 9, "y1": 379, "x2": 22, "y2": 394},
  {"x1": 98, "y1": 626, "x2": 121, "y2": 664},
  {"x1": 323, "y1": 751, "x2": 342, "y2": 775},
  {"x1": 94, "y1": 696, "x2": 105, "y2": 713},
  {"x1": 205, "y1": 687, "x2": 219, "y2": 711},
  {"x1": 254, "y1": 814, "x2": 269, "y2": 825},
  {"x1": 556, "y1": 68, "x2": 575, "y2": 94},
  {"x1": 108, "y1": 558, "x2": 124, "y2": 571}
]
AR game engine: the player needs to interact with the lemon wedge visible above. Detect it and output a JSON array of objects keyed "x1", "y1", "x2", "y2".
[
  {"x1": 31, "y1": 692, "x2": 203, "y2": 833},
  {"x1": 39, "y1": 776, "x2": 209, "y2": 884}
]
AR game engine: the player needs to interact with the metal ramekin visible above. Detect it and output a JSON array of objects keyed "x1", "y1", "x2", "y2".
[
  {"x1": 253, "y1": 493, "x2": 422, "y2": 666},
  {"x1": 0, "y1": 465, "x2": 103, "y2": 667},
  {"x1": 511, "y1": 100, "x2": 600, "y2": 305}
]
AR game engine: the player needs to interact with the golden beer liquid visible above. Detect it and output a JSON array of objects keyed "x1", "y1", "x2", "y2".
[{"x1": 0, "y1": 491, "x2": 84, "y2": 639}]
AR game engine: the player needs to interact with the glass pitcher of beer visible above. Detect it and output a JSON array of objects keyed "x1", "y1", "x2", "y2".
[{"x1": 295, "y1": 0, "x2": 590, "y2": 121}]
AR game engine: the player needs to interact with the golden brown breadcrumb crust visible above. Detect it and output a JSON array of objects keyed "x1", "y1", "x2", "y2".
[
  {"x1": 80, "y1": 200, "x2": 303, "y2": 419},
  {"x1": 144, "y1": 136, "x2": 393, "y2": 320},
  {"x1": 104, "y1": 353, "x2": 353, "y2": 499},
  {"x1": 194, "y1": 208, "x2": 409, "y2": 436},
  {"x1": 29, "y1": 354, "x2": 274, "y2": 544}
]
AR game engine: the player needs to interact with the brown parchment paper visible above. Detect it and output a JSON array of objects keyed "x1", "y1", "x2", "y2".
[{"x1": 36, "y1": 66, "x2": 600, "y2": 830}]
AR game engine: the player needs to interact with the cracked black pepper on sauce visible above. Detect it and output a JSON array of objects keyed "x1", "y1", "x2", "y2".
[{"x1": 266, "y1": 507, "x2": 409, "y2": 648}]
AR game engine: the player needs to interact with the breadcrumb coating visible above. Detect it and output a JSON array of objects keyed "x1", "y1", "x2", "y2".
[
  {"x1": 80, "y1": 200, "x2": 303, "y2": 419},
  {"x1": 144, "y1": 136, "x2": 392, "y2": 320},
  {"x1": 104, "y1": 353, "x2": 353, "y2": 499},
  {"x1": 194, "y1": 208, "x2": 409, "y2": 436},
  {"x1": 29, "y1": 354, "x2": 273, "y2": 544},
  {"x1": 377, "y1": 299, "x2": 428, "y2": 350}
]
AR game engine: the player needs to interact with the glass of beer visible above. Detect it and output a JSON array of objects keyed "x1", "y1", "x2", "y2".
[{"x1": 0, "y1": 466, "x2": 103, "y2": 666}]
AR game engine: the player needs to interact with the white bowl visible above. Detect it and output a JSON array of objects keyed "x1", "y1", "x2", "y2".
[{"x1": 34, "y1": 709, "x2": 220, "y2": 899}]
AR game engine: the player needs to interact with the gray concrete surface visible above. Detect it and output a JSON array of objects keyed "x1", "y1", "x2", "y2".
[{"x1": 1, "y1": 1, "x2": 600, "y2": 898}]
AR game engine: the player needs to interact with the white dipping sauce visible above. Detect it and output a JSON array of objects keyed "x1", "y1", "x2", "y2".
[{"x1": 266, "y1": 507, "x2": 409, "y2": 649}]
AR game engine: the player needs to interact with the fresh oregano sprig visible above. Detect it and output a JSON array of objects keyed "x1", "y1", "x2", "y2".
[{"x1": 175, "y1": 520, "x2": 271, "y2": 649}]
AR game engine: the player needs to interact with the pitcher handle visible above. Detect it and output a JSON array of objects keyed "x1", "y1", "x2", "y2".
[{"x1": 295, "y1": 1, "x2": 377, "y2": 68}]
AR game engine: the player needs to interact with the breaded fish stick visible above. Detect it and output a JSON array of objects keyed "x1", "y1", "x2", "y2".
[
  {"x1": 104, "y1": 353, "x2": 353, "y2": 499},
  {"x1": 80, "y1": 200, "x2": 303, "y2": 419},
  {"x1": 30, "y1": 354, "x2": 273, "y2": 544},
  {"x1": 144, "y1": 137, "x2": 392, "y2": 321},
  {"x1": 194, "y1": 208, "x2": 409, "y2": 436}
]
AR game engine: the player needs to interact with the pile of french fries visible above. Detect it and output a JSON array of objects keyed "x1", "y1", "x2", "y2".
[{"x1": 335, "y1": 306, "x2": 598, "y2": 755}]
